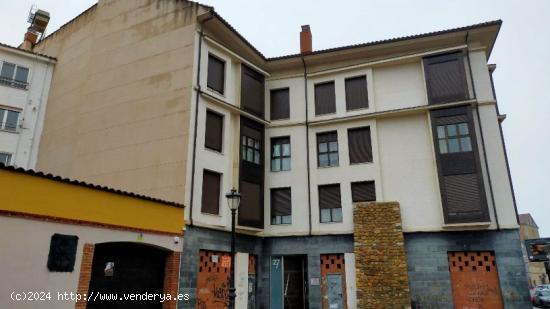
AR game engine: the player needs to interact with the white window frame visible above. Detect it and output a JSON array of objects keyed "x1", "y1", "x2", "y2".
[
  {"x1": 0, "y1": 108, "x2": 20, "y2": 132},
  {"x1": 0, "y1": 152, "x2": 12, "y2": 165},
  {"x1": 0, "y1": 61, "x2": 30, "y2": 90}
]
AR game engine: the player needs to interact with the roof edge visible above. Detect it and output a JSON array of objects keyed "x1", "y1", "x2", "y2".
[{"x1": 0, "y1": 42, "x2": 56, "y2": 61}]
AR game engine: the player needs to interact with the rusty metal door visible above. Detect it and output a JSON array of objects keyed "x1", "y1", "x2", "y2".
[
  {"x1": 196, "y1": 250, "x2": 231, "y2": 309},
  {"x1": 321, "y1": 254, "x2": 347, "y2": 309},
  {"x1": 448, "y1": 251, "x2": 503, "y2": 309}
]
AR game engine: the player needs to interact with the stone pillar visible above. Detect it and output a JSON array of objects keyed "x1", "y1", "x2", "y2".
[{"x1": 353, "y1": 202, "x2": 411, "y2": 308}]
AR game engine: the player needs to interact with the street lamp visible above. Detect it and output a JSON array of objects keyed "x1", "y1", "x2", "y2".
[{"x1": 225, "y1": 188, "x2": 241, "y2": 309}]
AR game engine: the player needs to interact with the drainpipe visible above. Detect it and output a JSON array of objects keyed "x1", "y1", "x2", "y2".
[
  {"x1": 465, "y1": 31, "x2": 500, "y2": 230},
  {"x1": 189, "y1": 12, "x2": 214, "y2": 226},
  {"x1": 301, "y1": 56, "x2": 313, "y2": 236}
]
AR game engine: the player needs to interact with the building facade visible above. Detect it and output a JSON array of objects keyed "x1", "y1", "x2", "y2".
[
  {"x1": 0, "y1": 43, "x2": 54, "y2": 168},
  {"x1": 519, "y1": 213, "x2": 549, "y2": 289},
  {"x1": 28, "y1": 0, "x2": 530, "y2": 308}
]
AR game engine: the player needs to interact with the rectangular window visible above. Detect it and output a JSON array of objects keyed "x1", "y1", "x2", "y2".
[
  {"x1": 317, "y1": 131, "x2": 338, "y2": 167},
  {"x1": 314, "y1": 81, "x2": 336, "y2": 115},
  {"x1": 0, "y1": 153, "x2": 11, "y2": 165},
  {"x1": 345, "y1": 76, "x2": 368, "y2": 110},
  {"x1": 318, "y1": 184, "x2": 342, "y2": 223},
  {"x1": 423, "y1": 52, "x2": 468, "y2": 104},
  {"x1": 241, "y1": 65, "x2": 265, "y2": 118},
  {"x1": 242, "y1": 135, "x2": 261, "y2": 165},
  {"x1": 348, "y1": 126, "x2": 372, "y2": 164},
  {"x1": 0, "y1": 108, "x2": 20, "y2": 132},
  {"x1": 270, "y1": 88, "x2": 290, "y2": 120},
  {"x1": 271, "y1": 137, "x2": 290, "y2": 172},
  {"x1": 0, "y1": 62, "x2": 29, "y2": 89},
  {"x1": 271, "y1": 188, "x2": 291, "y2": 225},
  {"x1": 201, "y1": 170, "x2": 221, "y2": 215},
  {"x1": 351, "y1": 181, "x2": 376, "y2": 203},
  {"x1": 207, "y1": 54, "x2": 225, "y2": 94},
  {"x1": 436, "y1": 122, "x2": 472, "y2": 154},
  {"x1": 205, "y1": 110, "x2": 223, "y2": 152}
]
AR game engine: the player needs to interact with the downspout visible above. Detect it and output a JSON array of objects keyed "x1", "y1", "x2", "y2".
[
  {"x1": 189, "y1": 12, "x2": 215, "y2": 226},
  {"x1": 465, "y1": 31, "x2": 500, "y2": 230},
  {"x1": 301, "y1": 56, "x2": 313, "y2": 235}
]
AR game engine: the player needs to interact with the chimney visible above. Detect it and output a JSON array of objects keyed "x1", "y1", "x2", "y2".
[
  {"x1": 21, "y1": 29, "x2": 38, "y2": 51},
  {"x1": 21, "y1": 8, "x2": 50, "y2": 51},
  {"x1": 300, "y1": 25, "x2": 312, "y2": 54}
]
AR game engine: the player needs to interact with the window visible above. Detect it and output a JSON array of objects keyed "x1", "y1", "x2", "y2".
[
  {"x1": 0, "y1": 153, "x2": 11, "y2": 165},
  {"x1": 207, "y1": 54, "x2": 225, "y2": 94},
  {"x1": 270, "y1": 88, "x2": 290, "y2": 120},
  {"x1": 271, "y1": 137, "x2": 290, "y2": 172},
  {"x1": 241, "y1": 65, "x2": 265, "y2": 118},
  {"x1": 271, "y1": 188, "x2": 291, "y2": 225},
  {"x1": 348, "y1": 126, "x2": 372, "y2": 164},
  {"x1": 351, "y1": 181, "x2": 376, "y2": 203},
  {"x1": 314, "y1": 81, "x2": 336, "y2": 115},
  {"x1": 242, "y1": 135, "x2": 261, "y2": 164},
  {"x1": 205, "y1": 110, "x2": 223, "y2": 152},
  {"x1": 0, "y1": 108, "x2": 20, "y2": 132},
  {"x1": 437, "y1": 122, "x2": 472, "y2": 154},
  {"x1": 345, "y1": 76, "x2": 368, "y2": 110},
  {"x1": 318, "y1": 184, "x2": 342, "y2": 223},
  {"x1": 0, "y1": 62, "x2": 29, "y2": 89},
  {"x1": 317, "y1": 131, "x2": 338, "y2": 167},
  {"x1": 423, "y1": 52, "x2": 468, "y2": 104},
  {"x1": 201, "y1": 170, "x2": 221, "y2": 215}
]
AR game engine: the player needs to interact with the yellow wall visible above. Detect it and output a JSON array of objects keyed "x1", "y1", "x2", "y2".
[{"x1": 0, "y1": 169, "x2": 184, "y2": 235}]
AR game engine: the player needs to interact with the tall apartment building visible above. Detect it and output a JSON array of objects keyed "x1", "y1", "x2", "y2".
[
  {"x1": 29, "y1": 0, "x2": 530, "y2": 307},
  {"x1": 0, "y1": 43, "x2": 54, "y2": 168}
]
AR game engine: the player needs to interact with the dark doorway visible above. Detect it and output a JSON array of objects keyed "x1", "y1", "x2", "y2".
[
  {"x1": 87, "y1": 242, "x2": 168, "y2": 309},
  {"x1": 283, "y1": 256, "x2": 308, "y2": 309}
]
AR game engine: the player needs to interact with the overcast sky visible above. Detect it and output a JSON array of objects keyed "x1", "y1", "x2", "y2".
[{"x1": 1, "y1": 0, "x2": 548, "y2": 236}]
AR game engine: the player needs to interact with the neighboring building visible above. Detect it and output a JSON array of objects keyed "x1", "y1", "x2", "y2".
[
  {"x1": 519, "y1": 213, "x2": 548, "y2": 288},
  {"x1": 0, "y1": 43, "x2": 55, "y2": 168},
  {"x1": 28, "y1": 1, "x2": 530, "y2": 308},
  {"x1": 0, "y1": 164, "x2": 185, "y2": 309}
]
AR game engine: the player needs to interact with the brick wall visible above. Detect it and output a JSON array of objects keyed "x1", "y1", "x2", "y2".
[
  {"x1": 354, "y1": 202, "x2": 411, "y2": 308},
  {"x1": 75, "y1": 243, "x2": 94, "y2": 309},
  {"x1": 163, "y1": 252, "x2": 181, "y2": 309}
]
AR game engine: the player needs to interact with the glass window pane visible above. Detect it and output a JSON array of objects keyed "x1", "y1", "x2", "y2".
[
  {"x1": 329, "y1": 141, "x2": 338, "y2": 152},
  {"x1": 448, "y1": 138, "x2": 459, "y2": 153},
  {"x1": 282, "y1": 144, "x2": 290, "y2": 156},
  {"x1": 319, "y1": 142, "x2": 327, "y2": 153},
  {"x1": 319, "y1": 154, "x2": 329, "y2": 167},
  {"x1": 15, "y1": 67, "x2": 29, "y2": 83},
  {"x1": 458, "y1": 123, "x2": 469, "y2": 135},
  {"x1": 329, "y1": 153, "x2": 339, "y2": 166},
  {"x1": 439, "y1": 139, "x2": 448, "y2": 154},
  {"x1": 5, "y1": 111, "x2": 18, "y2": 131},
  {"x1": 332, "y1": 208, "x2": 343, "y2": 222},
  {"x1": 437, "y1": 126, "x2": 446, "y2": 138},
  {"x1": 0, "y1": 109, "x2": 5, "y2": 127},
  {"x1": 446, "y1": 125, "x2": 457, "y2": 137},
  {"x1": 0, "y1": 153, "x2": 9, "y2": 165},
  {"x1": 254, "y1": 140, "x2": 260, "y2": 150},
  {"x1": 254, "y1": 151, "x2": 260, "y2": 164},
  {"x1": 1, "y1": 63, "x2": 15, "y2": 79},
  {"x1": 271, "y1": 159, "x2": 280, "y2": 172},
  {"x1": 247, "y1": 148, "x2": 254, "y2": 161},
  {"x1": 248, "y1": 138, "x2": 254, "y2": 147},
  {"x1": 282, "y1": 215, "x2": 292, "y2": 224},
  {"x1": 281, "y1": 158, "x2": 291, "y2": 171},
  {"x1": 273, "y1": 144, "x2": 280, "y2": 157},
  {"x1": 461, "y1": 137, "x2": 472, "y2": 152},
  {"x1": 320, "y1": 209, "x2": 331, "y2": 223}
]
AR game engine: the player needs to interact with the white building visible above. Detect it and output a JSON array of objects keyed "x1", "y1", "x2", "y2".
[{"x1": 0, "y1": 43, "x2": 55, "y2": 168}]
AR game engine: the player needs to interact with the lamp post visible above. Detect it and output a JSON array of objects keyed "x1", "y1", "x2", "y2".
[{"x1": 225, "y1": 188, "x2": 241, "y2": 309}]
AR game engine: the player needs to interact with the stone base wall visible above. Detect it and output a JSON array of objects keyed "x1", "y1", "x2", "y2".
[{"x1": 354, "y1": 202, "x2": 411, "y2": 308}]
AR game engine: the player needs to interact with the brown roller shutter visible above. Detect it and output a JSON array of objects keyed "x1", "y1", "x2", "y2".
[
  {"x1": 424, "y1": 52, "x2": 469, "y2": 104},
  {"x1": 207, "y1": 54, "x2": 225, "y2": 94},
  {"x1": 271, "y1": 188, "x2": 291, "y2": 216},
  {"x1": 205, "y1": 110, "x2": 223, "y2": 152},
  {"x1": 270, "y1": 88, "x2": 290, "y2": 120},
  {"x1": 241, "y1": 65, "x2": 265, "y2": 118},
  {"x1": 318, "y1": 184, "x2": 341, "y2": 209},
  {"x1": 348, "y1": 127, "x2": 372, "y2": 164},
  {"x1": 201, "y1": 170, "x2": 221, "y2": 215},
  {"x1": 345, "y1": 76, "x2": 368, "y2": 110},
  {"x1": 351, "y1": 181, "x2": 376, "y2": 203},
  {"x1": 238, "y1": 181, "x2": 262, "y2": 227},
  {"x1": 314, "y1": 81, "x2": 336, "y2": 115}
]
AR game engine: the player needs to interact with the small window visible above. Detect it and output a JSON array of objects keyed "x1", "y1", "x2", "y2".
[
  {"x1": 314, "y1": 81, "x2": 336, "y2": 115},
  {"x1": 437, "y1": 122, "x2": 472, "y2": 154},
  {"x1": 0, "y1": 62, "x2": 29, "y2": 89},
  {"x1": 424, "y1": 52, "x2": 468, "y2": 104},
  {"x1": 47, "y1": 234, "x2": 79, "y2": 272},
  {"x1": 271, "y1": 188, "x2": 291, "y2": 225},
  {"x1": 351, "y1": 181, "x2": 376, "y2": 203},
  {"x1": 207, "y1": 54, "x2": 225, "y2": 94},
  {"x1": 270, "y1": 88, "x2": 290, "y2": 120},
  {"x1": 201, "y1": 170, "x2": 221, "y2": 215},
  {"x1": 271, "y1": 137, "x2": 290, "y2": 172},
  {"x1": 242, "y1": 135, "x2": 261, "y2": 164},
  {"x1": 0, "y1": 153, "x2": 11, "y2": 165},
  {"x1": 205, "y1": 110, "x2": 223, "y2": 152},
  {"x1": 345, "y1": 76, "x2": 368, "y2": 110},
  {"x1": 317, "y1": 131, "x2": 338, "y2": 167},
  {"x1": 0, "y1": 108, "x2": 20, "y2": 132},
  {"x1": 348, "y1": 126, "x2": 372, "y2": 164},
  {"x1": 318, "y1": 184, "x2": 342, "y2": 223}
]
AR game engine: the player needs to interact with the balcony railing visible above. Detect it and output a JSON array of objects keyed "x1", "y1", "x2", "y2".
[{"x1": 0, "y1": 76, "x2": 28, "y2": 90}]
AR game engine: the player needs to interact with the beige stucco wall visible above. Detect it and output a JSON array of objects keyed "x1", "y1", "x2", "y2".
[{"x1": 32, "y1": 0, "x2": 207, "y2": 203}]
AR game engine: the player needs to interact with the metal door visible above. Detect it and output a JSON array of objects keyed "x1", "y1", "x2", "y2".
[
  {"x1": 327, "y1": 274, "x2": 343, "y2": 309},
  {"x1": 321, "y1": 254, "x2": 347, "y2": 309},
  {"x1": 448, "y1": 251, "x2": 504, "y2": 309},
  {"x1": 196, "y1": 250, "x2": 230, "y2": 309}
]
